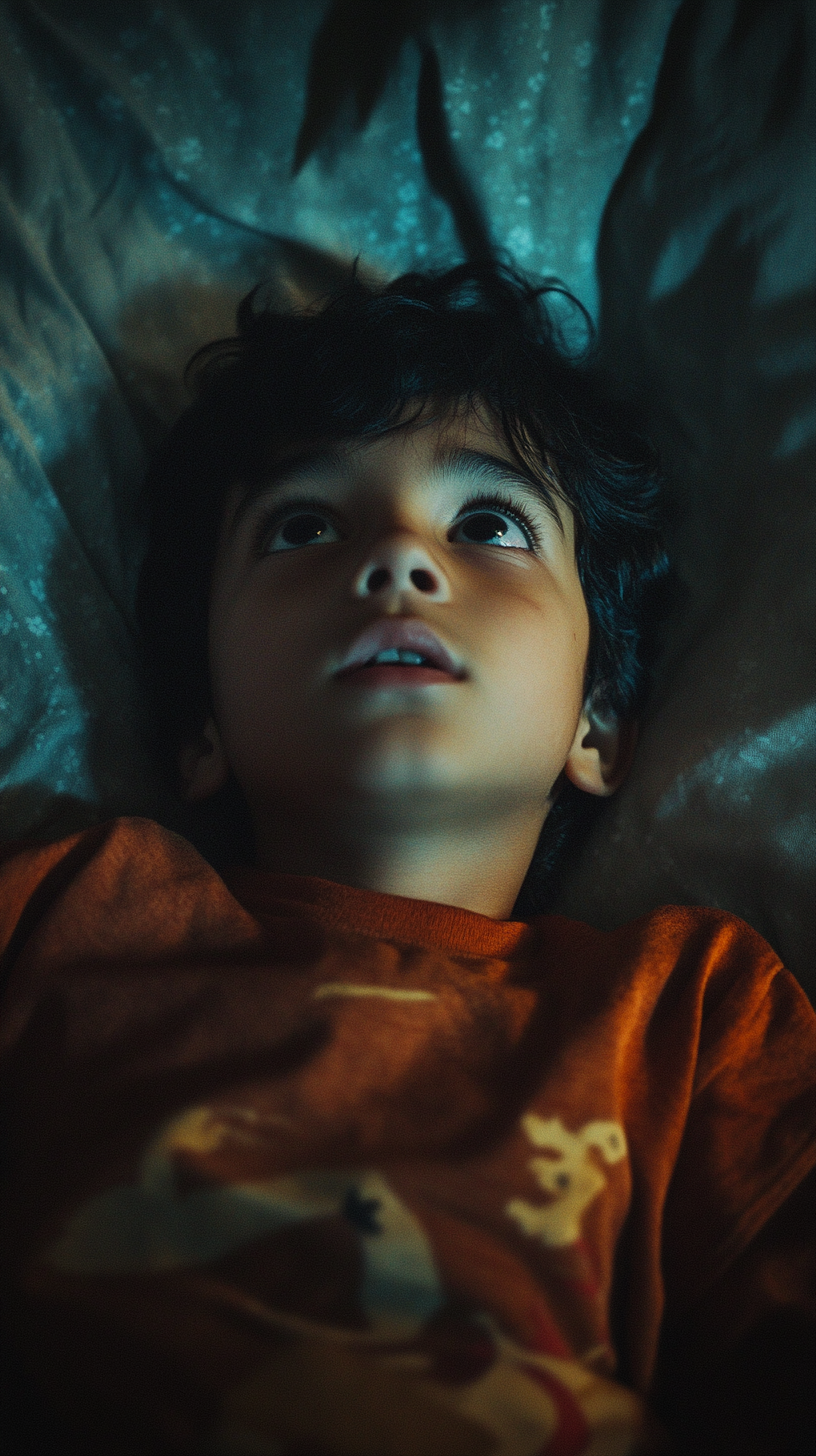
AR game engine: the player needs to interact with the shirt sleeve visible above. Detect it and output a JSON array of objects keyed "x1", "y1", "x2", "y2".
[{"x1": 661, "y1": 929, "x2": 816, "y2": 1312}]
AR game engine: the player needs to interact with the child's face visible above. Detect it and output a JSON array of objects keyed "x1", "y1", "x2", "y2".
[{"x1": 188, "y1": 406, "x2": 616, "y2": 848}]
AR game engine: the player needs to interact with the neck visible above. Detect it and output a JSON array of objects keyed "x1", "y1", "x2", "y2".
[{"x1": 252, "y1": 795, "x2": 548, "y2": 919}]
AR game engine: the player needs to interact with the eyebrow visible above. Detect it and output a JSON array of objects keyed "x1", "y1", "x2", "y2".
[
  {"x1": 437, "y1": 447, "x2": 566, "y2": 534},
  {"x1": 225, "y1": 441, "x2": 566, "y2": 541},
  {"x1": 225, "y1": 445, "x2": 350, "y2": 541}
]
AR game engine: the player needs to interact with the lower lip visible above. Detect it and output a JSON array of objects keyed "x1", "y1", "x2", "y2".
[{"x1": 336, "y1": 665, "x2": 460, "y2": 688}]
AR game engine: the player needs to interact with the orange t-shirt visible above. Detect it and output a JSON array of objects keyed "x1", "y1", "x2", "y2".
[{"x1": 1, "y1": 817, "x2": 814, "y2": 1456}]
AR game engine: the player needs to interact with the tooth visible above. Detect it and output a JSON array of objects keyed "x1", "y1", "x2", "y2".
[{"x1": 367, "y1": 647, "x2": 434, "y2": 667}]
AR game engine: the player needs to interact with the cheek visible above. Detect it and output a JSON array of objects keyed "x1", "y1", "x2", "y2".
[
  {"x1": 208, "y1": 591, "x2": 300, "y2": 746},
  {"x1": 477, "y1": 591, "x2": 588, "y2": 747}
]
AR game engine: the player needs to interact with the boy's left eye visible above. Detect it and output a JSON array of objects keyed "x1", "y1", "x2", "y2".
[{"x1": 450, "y1": 507, "x2": 536, "y2": 551}]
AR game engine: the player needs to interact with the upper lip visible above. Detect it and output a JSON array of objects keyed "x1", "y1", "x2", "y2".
[{"x1": 334, "y1": 619, "x2": 465, "y2": 678}]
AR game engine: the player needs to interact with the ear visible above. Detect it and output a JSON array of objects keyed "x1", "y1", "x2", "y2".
[
  {"x1": 177, "y1": 716, "x2": 230, "y2": 803},
  {"x1": 562, "y1": 702, "x2": 637, "y2": 798}
]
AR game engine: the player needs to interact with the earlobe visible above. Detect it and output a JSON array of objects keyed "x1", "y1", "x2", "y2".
[
  {"x1": 563, "y1": 704, "x2": 638, "y2": 798},
  {"x1": 177, "y1": 716, "x2": 230, "y2": 803}
]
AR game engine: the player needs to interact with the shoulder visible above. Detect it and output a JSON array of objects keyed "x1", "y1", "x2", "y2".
[
  {"x1": 532, "y1": 904, "x2": 814, "y2": 1100},
  {"x1": 626, "y1": 905, "x2": 813, "y2": 1050},
  {"x1": 1, "y1": 816, "x2": 201, "y2": 914},
  {"x1": 0, "y1": 816, "x2": 258, "y2": 969},
  {"x1": 0, "y1": 819, "x2": 115, "y2": 962},
  {"x1": 534, "y1": 902, "x2": 787, "y2": 1006}
]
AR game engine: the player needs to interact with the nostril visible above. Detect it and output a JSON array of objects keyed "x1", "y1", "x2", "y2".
[
  {"x1": 366, "y1": 566, "x2": 390, "y2": 593},
  {"x1": 410, "y1": 568, "x2": 436, "y2": 593}
]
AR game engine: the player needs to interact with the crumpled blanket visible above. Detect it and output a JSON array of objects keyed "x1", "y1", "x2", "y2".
[{"x1": 0, "y1": 0, "x2": 813, "y2": 993}]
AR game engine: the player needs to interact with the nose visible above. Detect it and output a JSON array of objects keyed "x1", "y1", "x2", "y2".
[{"x1": 353, "y1": 534, "x2": 451, "y2": 602}]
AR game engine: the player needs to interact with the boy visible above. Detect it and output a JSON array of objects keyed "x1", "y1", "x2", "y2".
[{"x1": 1, "y1": 263, "x2": 813, "y2": 1455}]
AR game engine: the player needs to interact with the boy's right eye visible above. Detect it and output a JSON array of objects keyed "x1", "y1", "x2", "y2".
[{"x1": 261, "y1": 508, "x2": 342, "y2": 553}]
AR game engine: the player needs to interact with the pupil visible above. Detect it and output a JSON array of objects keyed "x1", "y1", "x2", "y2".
[
  {"x1": 463, "y1": 512, "x2": 505, "y2": 542},
  {"x1": 282, "y1": 513, "x2": 326, "y2": 545}
]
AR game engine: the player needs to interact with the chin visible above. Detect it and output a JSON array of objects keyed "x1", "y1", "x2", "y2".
[{"x1": 345, "y1": 750, "x2": 456, "y2": 798}]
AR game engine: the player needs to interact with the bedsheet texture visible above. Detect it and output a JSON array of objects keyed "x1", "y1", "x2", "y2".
[{"x1": 0, "y1": 0, "x2": 813, "y2": 993}]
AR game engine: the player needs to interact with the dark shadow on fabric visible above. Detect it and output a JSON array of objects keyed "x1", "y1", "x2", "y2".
[
  {"x1": 0, "y1": 786, "x2": 106, "y2": 855},
  {"x1": 415, "y1": 39, "x2": 494, "y2": 262},
  {"x1": 293, "y1": 0, "x2": 431, "y2": 173},
  {"x1": 595, "y1": 0, "x2": 816, "y2": 650},
  {"x1": 649, "y1": 1169, "x2": 816, "y2": 1455},
  {"x1": 600, "y1": 209, "x2": 815, "y2": 664},
  {"x1": 599, "y1": 0, "x2": 809, "y2": 241},
  {"x1": 594, "y1": 0, "x2": 682, "y2": 117},
  {"x1": 293, "y1": 0, "x2": 496, "y2": 262}
]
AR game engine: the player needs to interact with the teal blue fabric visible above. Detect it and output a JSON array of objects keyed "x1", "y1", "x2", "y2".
[{"x1": 0, "y1": 0, "x2": 813, "y2": 991}]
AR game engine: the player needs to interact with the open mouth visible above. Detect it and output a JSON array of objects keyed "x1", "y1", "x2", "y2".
[
  {"x1": 337, "y1": 648, "x2": 459, "y2": 687},
  {"x1": 334, "y1": 628, "x2": 464, "y2": 687}
]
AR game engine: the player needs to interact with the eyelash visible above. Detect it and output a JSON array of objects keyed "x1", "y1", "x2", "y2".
[{"x1": 252, "y1": 489, "x2": 543, "y2": 554}]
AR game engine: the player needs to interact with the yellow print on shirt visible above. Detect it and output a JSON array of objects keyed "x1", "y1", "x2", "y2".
[
  {"x1": 505, "y1": 1116, "x2": 627, "y2": 1247},
  {"x1": 43, "y1": 1103, "x2": 644, "y2": 1454}
]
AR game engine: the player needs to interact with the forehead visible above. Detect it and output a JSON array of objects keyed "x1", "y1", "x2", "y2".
[
  {"x1": 267, "y1": 404, "x2": 536, "y2": 477},
  {"x1": 221, "y1": 402, "x2": 571, "y2": 537}
]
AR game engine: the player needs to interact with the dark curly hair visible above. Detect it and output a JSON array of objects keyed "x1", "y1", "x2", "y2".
[{"x1": 137, "y1": 261, "x2": 669, "y2": 905}]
